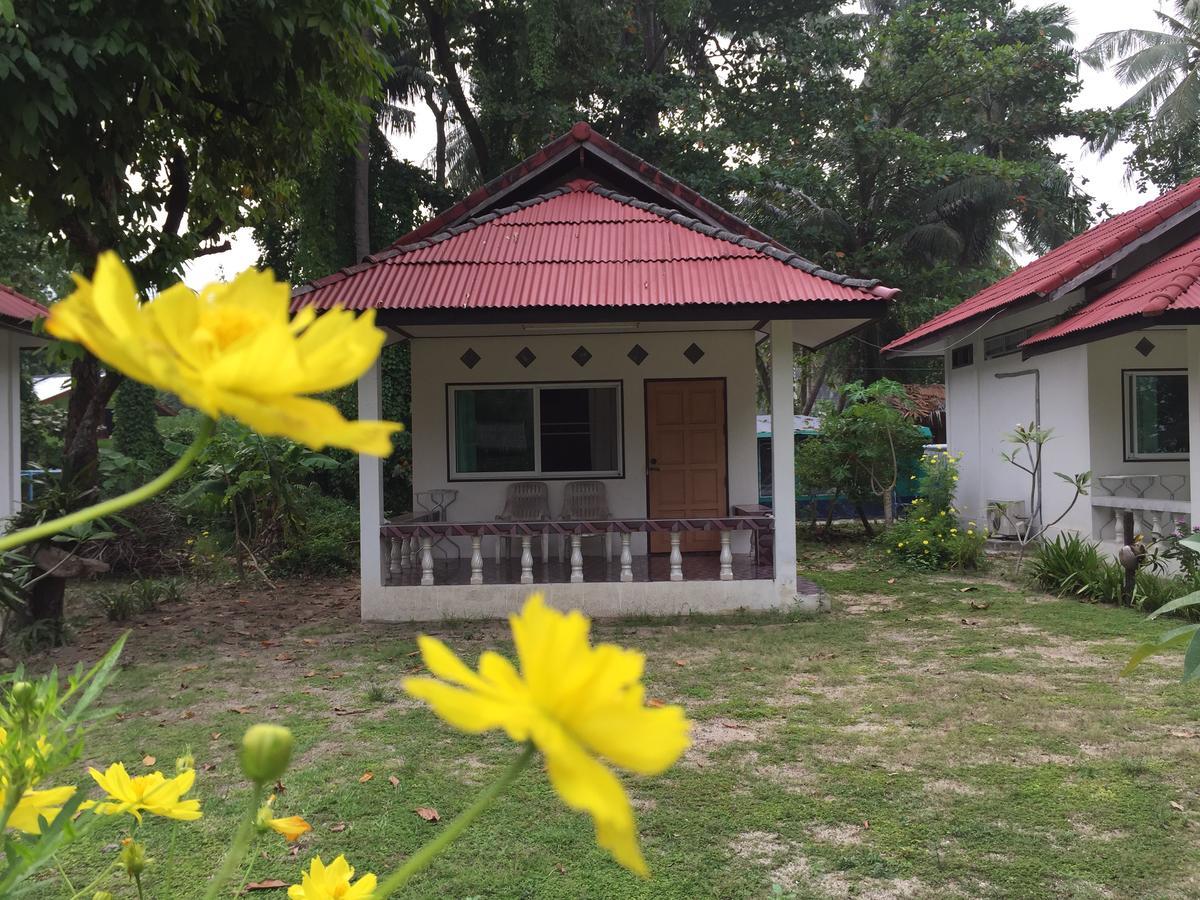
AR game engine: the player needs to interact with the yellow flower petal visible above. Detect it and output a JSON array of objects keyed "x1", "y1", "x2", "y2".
[
  {"x1": 288, "y1": 854, "x2": 376, "y2": 900},
  {"x1": 45, "y1": 253, "x2": 402, "y2": 457},
  {"x1": 403, "y1": 593, "x2": 690, "y2": 875},
  {"x1": 268, "y1": 815, "x2": 312, "y2": 842},
  {"x1": 4, "y1": 785, "x2": 75, "y2": 835}
]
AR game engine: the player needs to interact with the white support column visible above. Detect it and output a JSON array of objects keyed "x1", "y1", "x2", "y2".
[
  {"x1": 669, "y1": 532, "x2": 683, "y2": 581},
  {"x1": 719, "y1": 530, "x2": 733, "y2": 580},
  {"x1": 570, "y1": 534, "x2": 584, "y2": 583},
  {"x1": 389, "y1": 537, "x2": 404, "y2": 577},
  {"x1": 1, "y1": 332, "x2": 21, "y2": 523},
  {"x1": 1188, "y1": 327, "x2": 1200, "y2": 530},
  {"x1": 520, "y1": 536, "x2": 534, "y2": 585},
  {"x1": 419, "y1": 536, "x2": 434, "y2": 586},
  {"x1": 619, "y1": 533, "x2": 633, "y2": 583},
  {"x1": 357, "y1": 358, "x2": 386, "y2": 606},
  {"x1": 770, "y1": 320, "x2": 800, "y2": 607},
  {"x1": 470, "y1": 535, "x2": 483, "y2": 585}
]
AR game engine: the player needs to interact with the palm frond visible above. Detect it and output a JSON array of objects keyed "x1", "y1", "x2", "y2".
[{"x1": 1082, "y1": 27, "x2": 1177, "y2": 69}]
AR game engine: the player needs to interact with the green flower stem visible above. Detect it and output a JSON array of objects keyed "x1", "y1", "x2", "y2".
[
  {"x1": 376, "y1": 743, "x2": 536, "y2": 897},
  {"x1": 68, "y1": 856, "x2": 121, "y2": 900},
  {"x1": 0, "y1": 416, "x2": 216, "y2": 554},
  {"x1": 232, "y1": 836, "x2": 260, "y2": 898},
  {"x1": 203, "y1": 781, "x2": 265, "y2": 900}
]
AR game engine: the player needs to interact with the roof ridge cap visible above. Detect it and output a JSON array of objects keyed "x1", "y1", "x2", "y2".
[
  {"x1": 588, "y1": 184, "x2": 895, "y2": 296},
  {"x1": 1141, "y1": 250, "x2": 1200, "y2": 316}
]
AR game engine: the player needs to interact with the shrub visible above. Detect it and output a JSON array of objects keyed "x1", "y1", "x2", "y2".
[
  {"x1": 885, "y1": 508, "x2": 986, "y2": 570},
  {"x1": 883, "y1": 451, "x2": 986, "y2": 571},
  {"x1": 1028, "y1": 532, "x2": 1106, "y2": 597},
  {"x1": 97, "y1": 589, "x2": 139, "y2": 622},
  {"x1": 271, "y1": 487, "x2": 359, "y2": 576},
  {"x1": 1028, "y1": 532, "x2": 1128, "y2": 605},
  {"x1": 97, "y1": 578, "x2": 183, "y2": 621}
]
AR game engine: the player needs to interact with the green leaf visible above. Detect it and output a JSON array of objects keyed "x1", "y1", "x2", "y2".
[
  {"x1": 1147, "y1": 589, "x2": 1200, "y2": 619},
  {"x1": 1184, "y1": 629, "x2": 1200, "y2": 682},
  {"x1": 1123, "y1": 622, "x2": 1200, "y2": 675}
]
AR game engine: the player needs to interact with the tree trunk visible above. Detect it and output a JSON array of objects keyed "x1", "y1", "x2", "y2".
[
  {"x1": 856, "y1": 502, "x2": 874, "y2": 536},
  {"x1": 881, "y1": 489, "x2": 894, "y2": 528},
  {"x1": 424, "y1": 86, "x2": 448, "y2": 187},
  {"x1": 419, "y1": 0, "x2": 492, "y2": 177},
  {"x1": 27, "y1": 577, "x2": 66, "y2": 644},
  {"x1": 61, "y1": 355, "x2": 120, "y2": 503},
  {"x1": 353, "y1": 124, "x2": 370, "y2": 261}
]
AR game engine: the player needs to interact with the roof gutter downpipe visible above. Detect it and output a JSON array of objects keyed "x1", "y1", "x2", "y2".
[{"x1": 995, "y1": 369, "x2": 1042, "y2": 530}]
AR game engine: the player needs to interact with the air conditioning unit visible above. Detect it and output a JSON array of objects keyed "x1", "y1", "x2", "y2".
[{"x1": 987, "y1": 500, "x2": 1028, "y2": 539}]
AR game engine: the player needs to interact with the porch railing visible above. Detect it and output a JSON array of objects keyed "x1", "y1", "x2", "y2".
[
  {"x1": 1092, "y1": 474, "x2": 1190, "y2": 540},
  {"x1": 381, "y1": 515, "x2": 773, "y2": 586}
]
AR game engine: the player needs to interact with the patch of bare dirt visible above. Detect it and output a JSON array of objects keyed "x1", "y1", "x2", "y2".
[
  {"x1": 839, "y1": 594, "x2": 901, "y2": 615},
  {"x1": 810, "y1": 822, "x2": 864, "y2": 846},
  {"x1": 685, "y1": 718, "x2": 761, "y2": 765}
]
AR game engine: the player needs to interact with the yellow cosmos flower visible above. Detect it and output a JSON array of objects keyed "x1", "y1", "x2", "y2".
[
  {"x1": 288, "y1": 855, "x2": 376, "y2": 900},
  {"x1": 46, "y1": 252, "x2": 402, "y2": 457},
  {"x1": 403, "y1": 594, "x2": 691, "y2": 876},
  {"x1": 3, "y1": 784, "x2": 75, "y2": 834},
  {"x1": 85, "y1": 762, "x2": 201, "y2": 822},
  {"x1": 258, "y1": 798, "x2": 312, "y2": 842}
]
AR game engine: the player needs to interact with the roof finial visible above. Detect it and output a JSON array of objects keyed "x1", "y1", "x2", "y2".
[{"x1": 571, "y1": 122, "x2": 592, "y2": 141}]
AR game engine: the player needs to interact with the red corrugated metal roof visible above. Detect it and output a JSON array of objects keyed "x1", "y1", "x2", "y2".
[
  {"x1": 0, "y1": 283, "x2": 48, "y2": 322},
  {"x1": 1022, "y1": 231, "x2": 1200, "y2": 348},
  {"x1": 884, "y1": 176, "x2": 1200, "y2": 352},
  {"x1": 294, "y1": 179, "x2": 896, "y2": 313}
]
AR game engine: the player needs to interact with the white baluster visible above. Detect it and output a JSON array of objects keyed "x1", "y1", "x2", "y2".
[
  {"x1": 570, "y1": 534, "x2": 584, "y2": 583},
  {"x1": 389, "y1": 537, "x2": 404, "y2": 576},
  {"x1": 669, "y1": 532, "x2": 683, "y2": 582},
  {"x1": 719, "y1": 530, "x2": 733, "y2": 581},
  {"x1": 420, "y1": 536, "x2": 434, "y2": 586},
  {"x1": 470, "y1": 535, "x2": 483, "y2": 585},
  {"x1": 520, "y1": 536, "x2": 534, "y2": 585},
  {"x1": 620, "y1": 532, "x2": 633, "y2": 583}
]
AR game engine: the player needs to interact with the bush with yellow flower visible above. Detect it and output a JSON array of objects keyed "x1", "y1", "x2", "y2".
[
  {"x1": 884, "y1": 451, "x2": 987, "y2": 570},
  {"x1": 0, "y1": 256, "x2": 692, "y2": 897}
]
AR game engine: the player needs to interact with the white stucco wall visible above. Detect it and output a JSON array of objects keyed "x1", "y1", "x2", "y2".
[
  {"x1": 944, "y1": 301, "x2": 1092, "y2": 536},
  {"x1": 409, "y1": 328, "x2": 760, "y2": 556},
  {"x1": 1, "y1": 330, "x2": 23, "y2": 526}
]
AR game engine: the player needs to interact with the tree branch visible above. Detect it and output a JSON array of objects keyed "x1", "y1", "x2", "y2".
[
  {"x1": 418, "y1": 0, "x2": 491, "y2": 177},
  {"x1": 162, "y1": 147, "x2": 191, "y2": 236}
]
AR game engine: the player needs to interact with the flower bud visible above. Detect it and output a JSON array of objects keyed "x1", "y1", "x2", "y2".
[
  {"x1": 93, "y1": 893, "x2": 115, "y2": 900},
  {"x1": 239, "y1": 724, "x2": 293, "y2": 784},
  {"x1": 9, "y1": 681, "x2": 35, "y2": 710},
  {"x1": 255, "y1": 804, "x2": 273, "y2": 834},
  {"x1": 175, "y1": 751, "x2": 195, "y2": 773},
  {"x1": 119, "y1": 838, "x2": 149, "y2": 877}
]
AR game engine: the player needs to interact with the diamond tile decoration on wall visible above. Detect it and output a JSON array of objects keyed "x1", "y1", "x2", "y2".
[
  {"x1": 683, "y1": 342, "x2": 705, "y2": 364},
  {"x1": 460, "y1": 348, "x2": 481, "y2": 369},
  {"x1": 1135, "y1": 337, "x2": 1156, "y2": 358},
  {"x1": 516, "y1": 346, "x2": 536, "y2": 368},
  {"x1": 572, "y1": 345, "x2": 592, "y2": 367},
  {"x1": 627, "y1": 343, "x2": 649, "y2": 365}
]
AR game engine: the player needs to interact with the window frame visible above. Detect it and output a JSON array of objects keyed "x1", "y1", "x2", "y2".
[
  {"x1": 1122, "y1": 368, "x2": 1189, "y2": 462},
  {"x1": 446, "y1": 380, "x2": 625, "y2": 481}
]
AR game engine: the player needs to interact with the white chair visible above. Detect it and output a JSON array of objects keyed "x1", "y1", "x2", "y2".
[
  {"x1": 495, "y1": 482, "x2": 551, "y2": 566},
  {"x1": 559, "y1": 480, "x2": 614, "y2": 563}
]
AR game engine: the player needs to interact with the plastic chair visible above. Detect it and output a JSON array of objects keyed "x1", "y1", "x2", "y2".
[
  {"x1": 559, "y1": 480, "x2": 614, "y2": 563},
  {"x1": 495, "y1": 482, "x2": 552, "y2": 566}
]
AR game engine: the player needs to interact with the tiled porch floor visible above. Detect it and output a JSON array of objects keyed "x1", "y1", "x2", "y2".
[{"x1": 385, "y1": 552, "x2": 780, "y2": 587}]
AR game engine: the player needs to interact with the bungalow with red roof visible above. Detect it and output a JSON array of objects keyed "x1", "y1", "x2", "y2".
[
  {"x1": 295, "y1": 123, "x2": 897, "y2": 621},
  {"x1": 886, "y1": 177, "x2": 1200, "y2": 545},
  {"x1": 0, "y1": 283, "x2": 48, "y2": 522}
]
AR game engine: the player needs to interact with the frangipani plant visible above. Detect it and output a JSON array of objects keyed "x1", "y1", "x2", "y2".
[{"x1": 0, "y1": 255, "x2": 691, "y2": 896}]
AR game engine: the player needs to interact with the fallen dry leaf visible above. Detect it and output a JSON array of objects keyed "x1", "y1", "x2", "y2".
[
  {"x1": 244, "y1": 880, "x2": 288, "y2": 892},
  {"x1": 886, "y1": 578, "x2": 896, "y2": 585},
  {"x1": 1171, "y1": 801, "x2": 1185, "y2": 811},
  {"x1": 388, "y1": 775, "x2": 400, "y2": 787},
  {"x1": 210, "y1": 732, "x2": 222, "y2": 740},
  {"x1": 415, "y1": 807, "x2": 440, "y2": 822},
  {"x1": 330, "y1": 822, "x2": 347, "y2": 832},
  {"x1": 958, "y1": 586, "x2": 977, "y2": 593},
  {"x1": 359, "y1": 771, "x2": 374, "y2": 783},
  {"x1": 142, "y1": 755, "x2": 156, "y2": 766},
  {"x1": 673, "y1": 659, "x2": 687, "y2": 667},
  {"x1": 970, "y1": 600, "x2": 991, "y2": 610},
  {"x1": 646, "y1": 698, "x2": 665, "y2": 708}
]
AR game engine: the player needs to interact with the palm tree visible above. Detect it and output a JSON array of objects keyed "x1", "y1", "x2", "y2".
[{"x1": 1083, "y1": 1, "x2": 1200, "y2": 155}]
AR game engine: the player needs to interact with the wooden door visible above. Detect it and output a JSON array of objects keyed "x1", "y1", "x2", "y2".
[{"x1": 646, "y1": 379, "x2": 727, "y2": 552}]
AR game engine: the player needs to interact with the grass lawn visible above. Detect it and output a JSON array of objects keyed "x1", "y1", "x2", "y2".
[{"x1": 22, "y1": 536, "x2": 1200, "y2": 898}]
